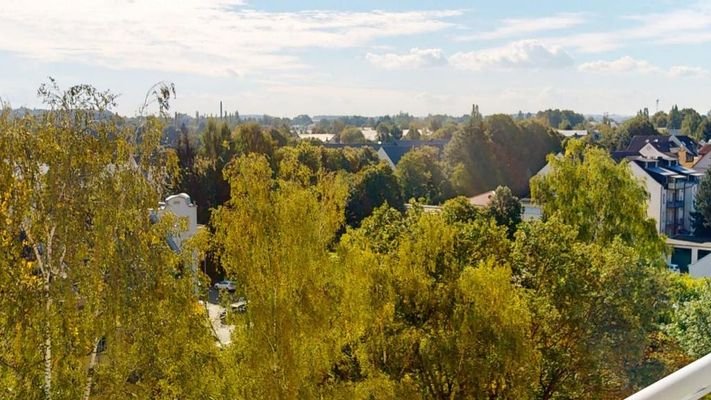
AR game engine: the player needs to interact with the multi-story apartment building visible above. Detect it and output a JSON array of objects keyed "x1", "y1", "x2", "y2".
[{"x1": 627, "y1": 155, "x2": 702, "y2": 236}]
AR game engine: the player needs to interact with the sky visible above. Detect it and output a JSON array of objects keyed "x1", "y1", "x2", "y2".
[{"x1": 1, "y1": 0, "x2": 711, "y2": 117}]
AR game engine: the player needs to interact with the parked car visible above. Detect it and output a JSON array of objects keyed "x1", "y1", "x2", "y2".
[
  {"x1": 214, "y1": 280, "x2": 236, "y2": 292},
  {"x1": 231, "y1": 298, "x2": 248, "y2": 313}
]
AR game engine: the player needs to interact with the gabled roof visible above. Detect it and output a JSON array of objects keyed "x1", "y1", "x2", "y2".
[
  {"x1": 626, "y1": 135, "x2": 674, "y2": 153},
  {"x1": 625, "y1": 134, "x2": 700, "y2": 157},
  {"x1": 675, "y1": 135, "x2": 699, "y2": 156},
  {"x1": 699, "y1": 144, "x2": 711, "y2": 156}
]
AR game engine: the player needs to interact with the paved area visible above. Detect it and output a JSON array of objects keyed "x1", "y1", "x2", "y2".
[{"x1": 204, "y1": 301, "x2": 234, "y2": 347}]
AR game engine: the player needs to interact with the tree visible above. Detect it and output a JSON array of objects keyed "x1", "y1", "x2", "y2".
[
  {"x1": 484, "y1": 186, "x2": 523, "y2": 237},
  {"x1": 613, "y1": 115, "x2": 658, "y2": 150},
  {"x1": 338, "y1": 126, "x2": 366, "y2": 144},
  {"x1": 692, "y1": 168, "x2": 711, "y2": 237},
  {"x1": 681, "y1": 109, "x2": 702, "y2": 138},
  {"x1": 669, "y1": 105, "x2": 682, "y2": 129},
  {"x1": 512, "y1": 217, "x2": 668, "y2": 398},
  {"x1": 440, "y1": 196, "x2": 479, "y2": 224},
  {"x1": 394, "y1": 146, "x2": 450, "y2": 204},
  {"x1": 340, "y1": 209, "x2": 537, "y2": 399},
  {"x1": 667, "y1": 280, "x2": 711, "y2": 359},
  {"x1": 651, "y1": 111, "x2": 668, "y2": 128},
  {"x1": 213, "y1": 153, "x2": 355, "y2": 398},
  {"x1": 346, "y1": 163, "x2": 404, "y2": 227},
  {"x1": 403, "y1": 124, "x2": 421, "y2": 140},
  {"x1": 234, "y1": 122, "x2": 275, "y2": 159},
  {"x1": 696, "y1": 118, "x2": 711, "y2": 141},
  {"x1": 531, "y1": 139, "x2": 664, "y2": 255},
  {"x1": 445, "y1": 116, "x2": 560, "y2": 196},
  {"x1": 0, "y1": 82, "x2": 222, "y2": 398}
]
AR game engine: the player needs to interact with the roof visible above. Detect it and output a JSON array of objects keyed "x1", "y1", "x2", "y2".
[
  {"x1": 379, "y1": 145, "x2": 415, "y2": 165},
  {"x1": 556, "y1": 129, "x2": 588, "y2": 138},
  {"x1": 468, "y1": 190, "x2": 495, "y2": 207},
  {"x1": 611, "y1": 151, "x2": 639, "y2": 162},
  {"x1": 700, "y1": 144, "x2": 711, "y2": 156},
  {"x1": 675, "y1": 136, "x2": 699, "y2": 156},
  {"x1": 626, "y1": 135, "x2": 674, "y2": 153},
  {"x1": 665, "y1": 164, "x2": 705, "y2": 177}
]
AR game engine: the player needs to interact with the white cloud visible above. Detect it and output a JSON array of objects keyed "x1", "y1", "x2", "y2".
[
  {"x1": 579, "y1": 58, "x2": 709, "y2": 78},
  {"x1": 546, "y1": 6, "x2": 711, "y2": 53},
  {"x1": 0, "y1": 0, "x2": 461, "y2": 76},
  {"x1": 449, "y1": 40, "x2": 573, "y2": 71},
  {"x1": 458, "y1": 13, "x2": 586, "y2": 41},
  {"x1": 366, "y1": 48, "x2": 446, "y2": 70},
  {"x1": 578, "y1": 56, "x2": 660, "y2": 73},
  {"x1": 668, "y1": 65, "x2": 709, "y2": 78}
]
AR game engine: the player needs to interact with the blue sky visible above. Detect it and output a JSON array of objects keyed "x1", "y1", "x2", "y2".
[{"x1": 1, "y1": 0, "x2": 711, "y2": 117}]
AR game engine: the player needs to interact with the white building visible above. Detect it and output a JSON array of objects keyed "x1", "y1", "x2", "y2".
[
  {"x1": 156, "y1": 193, "x2": 198, "y2": 250},
  {"x1": 627, "y1": 156, "x2": 701, "y2": 236}
]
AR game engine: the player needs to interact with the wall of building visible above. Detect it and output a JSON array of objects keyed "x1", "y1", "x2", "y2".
[
  {"x1": 694, "y1": 153, "x2": 711, "y2": 175},
  {"x1": 158, "y1": 193, "x2": 198, "y2": 249},
  {"x1": 629, "y1": 162, "x2": 664, "y2": 233}
]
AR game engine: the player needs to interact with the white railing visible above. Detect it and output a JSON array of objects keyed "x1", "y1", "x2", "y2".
[{"x1": 626, "y1": 352, "x2": 711, "y2": 400}]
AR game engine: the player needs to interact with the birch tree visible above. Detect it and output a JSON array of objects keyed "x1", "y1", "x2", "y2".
[{"x1": 0, "y1": 82, "x2": 222, "y2": 399}]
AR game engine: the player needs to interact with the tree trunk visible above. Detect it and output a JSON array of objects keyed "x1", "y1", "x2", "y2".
[
  {"x1": 43, "y1": 279, "x2": 52, "y2": 400},
  {"x1": 82, "y1": 338, "x2": 101, "y2": 400}
]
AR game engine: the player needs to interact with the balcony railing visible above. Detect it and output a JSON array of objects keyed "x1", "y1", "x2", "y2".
[{"x1": 666, "y1": 200, "x2": 685, "y2": 208}]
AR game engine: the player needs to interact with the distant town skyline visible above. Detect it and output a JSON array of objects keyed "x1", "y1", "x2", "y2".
[{"x1": 2, "y1": 0, "x2": 711, "y2": 117}]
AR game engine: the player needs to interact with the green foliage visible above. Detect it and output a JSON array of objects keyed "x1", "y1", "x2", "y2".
[
  {"x1": 611, "y1": 115, "x2": 658, "y2": 150},
  {"x1": 0, "y1": 83, "x2": 222, "y2": 398},
  {"x1": 394, "y1": 146, "x2": 451, "y2": 204},
  {"x1": 535, "y1": 109, "x2": 586, "y2": 129},
  {"x1": 484, "y1": 186, "x2": 523, "y2": 237},
  {"x1": 513, "y1": 217, "x2": 668, "y2": 398},
  {"x1": 440, "y1": 196, "x2": 479, "y2": 224},
  {"x1": 338, "y1": 126, "x2": 366, "y2": 144},
  {"x1": 531, "y1": 139, "x2": 664, "y2": 256},
  {"x1": 445, "y1": 115, "x2": 561, "y2": 195},
  {"x1": 669, "y1": 105, "x2": 682, "y2": 129},
  {"x1": 651, "y1": 111, "x2": 668, "y2": 128},
  {"x1": 693, "y1": 168, "x2": 711, "y2": 237},
  {"x1": 667, "y1": 280, "x2": 711, "y2": 359},
  {"x1": 213, "y1": 153, "x2": 352, "y2": 398},
  {"x1": 340, "y1": 209, "x2": 535, "y2": 399},
  {"x1": 346, "y1": 163, "x2": 404, "y2": 227}
]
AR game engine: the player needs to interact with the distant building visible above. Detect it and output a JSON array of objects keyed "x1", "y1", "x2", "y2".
[
  {"x1": 617, "y1": 134, "x2": 700, "y2": 167},
  {"x1": 155, "y1": 193, "x2": 198, "y2": 251},
  {"x1": 467, "y1": 190, "x2": 541, "y2": 220},
  {"x1": 627, "y1": 156, "x2": 702, "y2": 236},
  {"x1": 693, "y1": 144, "x2": 711, "y2": 175}
]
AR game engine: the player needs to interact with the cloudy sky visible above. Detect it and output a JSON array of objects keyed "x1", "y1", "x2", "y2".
[{"x1": 1, "y1": 0, "x2": 711, "y2": 117}]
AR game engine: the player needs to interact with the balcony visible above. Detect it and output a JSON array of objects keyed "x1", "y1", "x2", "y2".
[
  {"x1": 667, "y1": 181, "x2": 688, "y2": 190},
  {"x1": 666, "y1": 200, "x2": 685, "y2": 208}
]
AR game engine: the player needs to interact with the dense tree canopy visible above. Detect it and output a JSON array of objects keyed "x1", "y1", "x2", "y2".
[
  {"x1": 0, "y1": 83, "x2": 223, "y2": 398},
  {"x1": 445, "y1": 114, "x2": 561, "y2": 196},
  {"x1": 2, "y1": 84, "x2": 705, "y2": 400}
]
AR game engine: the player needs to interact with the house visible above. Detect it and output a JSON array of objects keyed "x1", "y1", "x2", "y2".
[
  {"x1": 693, "y1": 144, "x2": 711, "y2": 175},
  {"x1": 156, "y1": 193, "x2": 198, "y2": 250},
  {"x1": 376, "y1": 140, "x2": 449, "y2": 168},
  {"x1": 622, "y1": 134, "x2": 700, "y2": 167},
  {"x1": 626, "y1": 156, "x2": 702, "y2": 236},
  {"x1": 667, "y1": 237, "x2": 711, "y2": 276}
]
